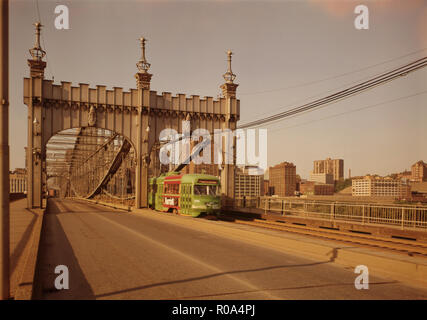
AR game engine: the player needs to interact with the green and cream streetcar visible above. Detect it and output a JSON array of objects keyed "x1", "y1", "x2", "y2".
[{"x1": 148, "y1": 172, "x2": 221, "y2": 217}]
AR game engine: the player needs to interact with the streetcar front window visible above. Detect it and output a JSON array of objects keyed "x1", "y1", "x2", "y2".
[{"x1": 194, "y1": 184, "x2": 219, "y2": 196}]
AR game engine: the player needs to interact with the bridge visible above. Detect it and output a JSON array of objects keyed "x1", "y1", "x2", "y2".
[
  {"x1": 1, "y1": 19, "x2": 427, "y2": 301},
  {"x1": 24, "y1": 24, "x2": 239, "y2": 211}
]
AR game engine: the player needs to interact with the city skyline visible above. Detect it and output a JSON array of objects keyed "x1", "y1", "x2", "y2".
[{"x1": 8, "y1": 0, "x2": 427, "y2": 179}]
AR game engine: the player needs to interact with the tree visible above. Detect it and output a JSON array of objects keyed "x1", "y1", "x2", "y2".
[{"x1": 335, "y1": 178, "x2": 352, "y2": 193}]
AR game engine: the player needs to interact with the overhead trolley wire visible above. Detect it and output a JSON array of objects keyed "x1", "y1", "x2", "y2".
[
  {"x1": 268, "y1": 89, "x2": 427, "y2": 133},
  {"x1": 237, "y1": 57, "x2": 427, "y2": 129},
  {"x1": 239, "y1": 47, "x2": 427, "y2": 96}
]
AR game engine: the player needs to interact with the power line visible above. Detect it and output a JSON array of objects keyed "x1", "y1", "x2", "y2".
[
  {"x1": 239, "y1": 47, "x2": 427, "y2": 96},
  {"x1": 269, "y1": 90, "x2": 427, "y2": 133},
  {"x1": 247, "y1": 50, "x2": 427, "y2": 120},
  {"x1": 238, "y1": 57, "x2": 427, "y2": 129},
  {"x1": 243, "y1": 68, "x2": 397, "y2": 123}
]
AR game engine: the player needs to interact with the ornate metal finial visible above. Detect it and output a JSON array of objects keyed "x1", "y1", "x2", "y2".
[
  {"x1": 223, "y1": 50, "x2": 236, "y2": 84},
  {"x1": 29, "y1": 22, "x2": 46, "y2": 61},
  {"x1": 136, "y1": 37, "x2": 151, "y2": 73}
]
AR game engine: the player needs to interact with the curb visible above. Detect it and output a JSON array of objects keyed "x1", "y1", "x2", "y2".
[{"x1": 13, "y1": 202, "x2": 48, "y2": 300}]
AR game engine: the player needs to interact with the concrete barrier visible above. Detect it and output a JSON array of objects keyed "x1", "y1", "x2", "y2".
[{"x1": 229, "y1": 207, "x2": 427, "y2": 243}]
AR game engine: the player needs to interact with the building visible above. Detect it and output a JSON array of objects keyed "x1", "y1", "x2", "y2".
[
  {"x1": 352, "y1": 176, "x2": 410, "y2": 198},
  {"x1": 300, "y1": 181, "x2": 334, "y2": 195},
  {"x1": 309, "y1": 172, "x2": 334, "y2": 185},
  {"x1": 313, "y1": 158, "x2": 344, "y2": 181},
  {"x1": 269, "y1": 162, "x2": 296, "y2": 197},
  {"x1": 397, "y1": 170, "x2": 412, "y2": 181},
  {"x1": 263, "y1": 180, "x2": 273, "y2": 196},
  {"x1": 10, "y1": 168, "x2": 27, "y2": 193},
  {"x1": 300, "y1": 181, "x2": 315, "y2": 195},
  {"x1": 295, "y1": 175, "x2": 301, "y2": 192},
  {"x1": 234, "y1": 166, "x2": 264, "y2": 198},
  {"x1": 411, "y1": 160, "x2": 427, "y2": 182},
  {"x1": 410, "y1": 182, "x2": 427, "y2": 202},
  {"x1": 263, "y1": 179, "x2": 275, "y2": 196}
]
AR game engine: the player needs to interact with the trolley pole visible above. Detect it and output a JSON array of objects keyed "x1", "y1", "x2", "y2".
[{"x1": 0, "y1": 0, "x2": 10, "y2": 300}]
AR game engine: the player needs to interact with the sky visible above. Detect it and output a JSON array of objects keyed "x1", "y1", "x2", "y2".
[{"x1": 8, "y1": 0, "x2": 427, "y2": 179}]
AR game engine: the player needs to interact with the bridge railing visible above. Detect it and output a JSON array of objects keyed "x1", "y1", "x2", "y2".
[{"x1": 233, "y1": 196, "x2": 427, "y2": 230}]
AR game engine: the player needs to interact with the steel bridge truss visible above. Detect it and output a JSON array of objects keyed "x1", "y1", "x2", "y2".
[{"x1": 46, "y1": 127, "x2": 136, "y2": 204}]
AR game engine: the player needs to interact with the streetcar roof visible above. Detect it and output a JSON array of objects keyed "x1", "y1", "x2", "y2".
[{"x1": 151, "y1": 172, "x2": 220, "y2": 184}]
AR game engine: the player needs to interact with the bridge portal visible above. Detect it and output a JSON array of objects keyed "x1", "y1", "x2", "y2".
[{"x1": 23, "y1": 23, "x2": 239, "y2": 209}]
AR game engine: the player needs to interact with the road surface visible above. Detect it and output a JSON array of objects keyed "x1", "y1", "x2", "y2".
[{"x1": 34, "y1": 199, "x2": 427, "y2": 299}]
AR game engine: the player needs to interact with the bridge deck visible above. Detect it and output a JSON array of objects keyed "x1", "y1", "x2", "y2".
[{"x1": 33, "y1": 199, "x2": 427, "y2": 299}]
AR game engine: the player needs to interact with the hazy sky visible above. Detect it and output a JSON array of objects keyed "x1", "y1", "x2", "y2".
[{"x1": 9, "y1": 0, "x2": 427, "y2": 179}]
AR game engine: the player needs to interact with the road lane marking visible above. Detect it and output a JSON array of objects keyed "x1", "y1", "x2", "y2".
[{"x1": 92, "y1": 211, "x2": 281, "y2": 299}]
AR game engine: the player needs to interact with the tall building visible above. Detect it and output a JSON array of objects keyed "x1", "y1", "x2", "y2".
[
  {"x1": 234, "y1": 166, "x2": 264, "y2": 198},
  {"x1": 269, "y1": 162, "x2": 296, "y2": 197},
  {"x1": 313, "y1": 158, "x2": 344, "y2": 181},
  {"x1": 411, "y1": 160, "x2": 427, "y2": 182},
  {"x1": 10, "y1": 168, "x2": 27, "y2": 193},
  {"x1": 352, "y1": 176, "x2": 410, "y2": 198},
  {"x1": 309, "y1": 172, "x2": 334, "y2": 185}
]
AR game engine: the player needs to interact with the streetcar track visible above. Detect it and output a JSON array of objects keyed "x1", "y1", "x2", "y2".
[{"x1": 220, "y1": 213, "x2": 427, "y2": 257}]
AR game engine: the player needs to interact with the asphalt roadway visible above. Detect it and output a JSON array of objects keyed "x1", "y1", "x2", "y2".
[{"x1": 34, "y1": 199, "x2": 427, "y2": 300}]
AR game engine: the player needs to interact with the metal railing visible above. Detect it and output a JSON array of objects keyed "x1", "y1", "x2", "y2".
[{"x1": 233, "y1": 196, "x2": 427, "y2": 230}]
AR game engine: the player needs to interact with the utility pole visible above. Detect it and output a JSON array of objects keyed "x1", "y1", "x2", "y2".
[{"x1": 0, "y1": 0, "x2": 10, "y2": 300}]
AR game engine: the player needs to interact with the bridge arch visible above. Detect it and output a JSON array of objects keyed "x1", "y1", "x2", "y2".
[{"x1": 45, "y1": 127, "x2": 137, "y2": 202}]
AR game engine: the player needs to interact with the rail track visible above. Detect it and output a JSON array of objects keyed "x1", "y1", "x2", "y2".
[{"x1": 219, "y1": 213, "x2": 427, "y2": 257}]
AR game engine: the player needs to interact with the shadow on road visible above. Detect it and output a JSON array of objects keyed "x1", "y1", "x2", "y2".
[
  {"x1": 170, "y1": 280, "x2": 397, "y2": 300},
  {"x1": 33, "y1": 199, "x2": 96, "y2": 299},
  {"x1": 10, "y1": 209, "x2": 37, "y2": 276},
  {"x1": 96, "y1": 260, "x2": 395, "y2": 299}
]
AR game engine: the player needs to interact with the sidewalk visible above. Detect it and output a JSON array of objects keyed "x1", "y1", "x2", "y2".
[{"x1": 9, "y1": 198, "x2": 44, "y2": 299}]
